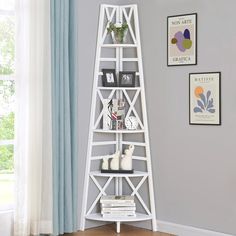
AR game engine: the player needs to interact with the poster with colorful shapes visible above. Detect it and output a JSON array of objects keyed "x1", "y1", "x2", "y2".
[
  {"x1": 189, "y1": 72, "x2": 221, "y2": 125},
  {"x1": 168, "y1": 13, "x2": 197, "y2": 66}
]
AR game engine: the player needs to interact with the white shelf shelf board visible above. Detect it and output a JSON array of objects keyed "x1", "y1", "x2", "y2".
[
  {"x1": 86, "y1": 213, "x2": 152, "y2": 222},
  {"x1": 89, "y1": 170, "x2": 148, "y2": 177},
  {"x1": 93, "y1": 129, "x2": 145, "y2": 134},
  {"x1": 97, "y1": 87, "x2": 141, "y2": 90},
  {"x1": 101, "y1": 44, "x2": 137, "y2": 48}
]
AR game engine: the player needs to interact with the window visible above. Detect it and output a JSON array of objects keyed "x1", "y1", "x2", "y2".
[{"x1": 0, "y1": 0, "x2": 15, "y2": 211}]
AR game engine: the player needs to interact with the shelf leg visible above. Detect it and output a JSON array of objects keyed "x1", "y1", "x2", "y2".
[{"x1": 116, "y1": 222, "x2": 120, "y2": 233}]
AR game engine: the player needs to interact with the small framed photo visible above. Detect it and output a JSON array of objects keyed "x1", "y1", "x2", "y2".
[
  {"x1": 119, "y1": 71, "x2": 135, "y2": 87},
  {"x1": 167, "y1": 13, "x2": 197, "y2": 66},
  {"x1": 102, "y1": 69, "x2": 117, "y2": 87},
  {"x1": 189, "y1": 72, "x2": 221, "y2": 125}
]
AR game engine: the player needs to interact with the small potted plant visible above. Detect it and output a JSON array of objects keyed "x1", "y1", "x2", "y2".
[{"x1": 107, "y1": 22, "x2": 128, "y2": 44}]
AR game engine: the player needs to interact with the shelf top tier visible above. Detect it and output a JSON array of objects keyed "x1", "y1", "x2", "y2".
[
  {"x1": 93, "y1": 129, "x2": 144, "y2": 134},
  {"x1": 101, "y1": 44, "x2": 138, "y2": 48},
  {"x1": 90, "y1": 170, "x2": 148, "y2": 177},
  {"x1": 97, "y1": 87, "x2": 141, "y2": 90}
]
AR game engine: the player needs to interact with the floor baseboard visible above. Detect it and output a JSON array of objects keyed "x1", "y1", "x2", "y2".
[{"x1": 157, "y1": 220, "x2": 235, "y2": 236}]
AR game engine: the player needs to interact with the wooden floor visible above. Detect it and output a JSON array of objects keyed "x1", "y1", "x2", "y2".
[{"x1": 64, "y1": 224, "x2": 174, "y2": 236}]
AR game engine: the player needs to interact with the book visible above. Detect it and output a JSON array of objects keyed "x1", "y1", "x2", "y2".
[
  {"x1": 102, "y1": 99, "x2": 125, "y2": 130},
  {"x1": 100, "y1": 195, "x2": 134, "y2": 204},
  {"x1": 101, "y1": 202, "x2": 135, "y2": 207},
  {"x1": 102, "y1": 207, "x2": 136, "y2": 211},
  {"x1": 102, "y1": 210, "x2": 135, "y2": 214}
]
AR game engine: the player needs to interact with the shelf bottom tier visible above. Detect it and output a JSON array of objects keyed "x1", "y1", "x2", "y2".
[{"x1": 85, "y1": 213, "x2": 152, "y2": 222}]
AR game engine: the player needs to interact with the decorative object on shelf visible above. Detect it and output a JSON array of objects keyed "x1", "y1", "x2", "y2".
[
  {"x1": 102, "y1": 99, "x2": 112, "y2": 130},
  {"x1": 189, "y1": 72, "x2": 221, "y2": 125},
  {"x1": 110, "y1": 150, "x2": 120, "y2": 170},
  {"x1": 102, "y1": 157, "x2": 109, "y2": 170},
  {"x1": 119, "y1": 71, "x2": 136, "y2": 87},
  {"x1": 125, "y1": 116, "x2": 138, "y2": 130},
  {"x1": 102, "y1": 69, "x2": 117, "y2": 87},
  {"x1": 107, "y1": 22, "x2": 128, "y2": 44},
  {"x1": 121, "y1": 145, "x2": 134, "y2": 171},
  {"x1": 167, "y1": 13, "x2": 197, "y2": 66},
  {"x1": 103, "y1": 98, "x2": 125, "y2": 130},
  {"x1": 101, "y1": 148, "x2": 134, "y2": 174}
]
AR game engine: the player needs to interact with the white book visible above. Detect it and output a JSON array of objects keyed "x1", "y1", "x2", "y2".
[
  {"x1": 102, "y1": 207, "x2": 136, "y2": 211},
  {"x1": 101, "y1": 202, "x2": 135, "y2": 207},
  {"x1": 101, "y1": 210, "x2": 135, "y2": 215},
  {"x1": 100, "y1": 195, "x2": 134, "y2": 204}
]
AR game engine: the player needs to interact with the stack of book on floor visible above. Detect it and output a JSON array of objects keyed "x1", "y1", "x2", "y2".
[{"x1": 100, "y1": 195, "x2": 136, "y2": 218}]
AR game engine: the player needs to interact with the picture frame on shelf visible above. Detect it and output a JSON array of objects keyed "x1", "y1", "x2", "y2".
[
  {"x1": 102, "y1": 69, "x2": 118, "y2": 87},
  {"x1": 189, "y1": 72, "x2": 221, "y2": 125},
  {"x1": 119, "y1": 71, "x2": 136, "y2": 87},
  {"x1": 167, "y1": 13, "x2": 197, "y2": 66}
]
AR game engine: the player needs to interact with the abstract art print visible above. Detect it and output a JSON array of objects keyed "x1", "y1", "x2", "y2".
[
  {"x1": 189, "y1": 72, "x2": 221, "y2": 125},
  {"x1": 167, "y1": 13, "x2": 197, "y2": 66}
]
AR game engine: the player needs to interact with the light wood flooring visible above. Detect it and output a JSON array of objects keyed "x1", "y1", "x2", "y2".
[{"x1": 64, "y1": 224, "x2": 174, "y2": 236}]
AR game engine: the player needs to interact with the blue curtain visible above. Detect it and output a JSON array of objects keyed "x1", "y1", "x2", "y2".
[{"x1": 50, "y1": 0, "x2": 78, "y2": 235}]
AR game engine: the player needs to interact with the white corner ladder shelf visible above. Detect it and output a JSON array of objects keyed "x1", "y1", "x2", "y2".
[{"x1": 80, "y1": 4, "x2": 157, "y2": 233}]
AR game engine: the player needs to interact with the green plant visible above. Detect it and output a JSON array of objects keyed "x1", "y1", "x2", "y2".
[
  {"x1": 0, "y1": 16, "x2": 15, "y2": 75},
  {"x1": 107, "y1": 22, "x2": 128, "y2": 43}
]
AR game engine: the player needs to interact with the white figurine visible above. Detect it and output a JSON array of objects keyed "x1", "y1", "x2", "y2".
[
  {"x1": 102, "y1": 157, "x2": 109, "y2": 170},
  {"x1": 120, "y1": 145, "x2": 134, "y2": 170},
  {"x1": 110, "y1": 150, "x2": 120, "y2": 170}
]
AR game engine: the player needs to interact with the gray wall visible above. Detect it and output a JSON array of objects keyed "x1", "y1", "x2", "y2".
[{"x1": 78, "y1": 0, "x2": 236, "y2": 235}]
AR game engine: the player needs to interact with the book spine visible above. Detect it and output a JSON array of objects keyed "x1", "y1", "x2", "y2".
[
  {"x1": 102, "y1": 207, "x2": 136, "y2": 211},
  {"x1": 101, "y1": 203, "x2": 135, "y2": 207},
  {"x1": 100, "y1": 200, "x2": 134, "y2": 204},
  {"x1": 102, "y1": 213, "x2": 136, "y2": 217},
  {"x1": 101, "y1": 211, "x2": 136, "y2": 215}
]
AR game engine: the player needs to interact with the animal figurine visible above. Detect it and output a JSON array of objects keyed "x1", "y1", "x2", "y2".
[
  {"x1": 101, "y1": 157, "x2": 109, "y2": 170},
  {"x1": 120, "y1": 145, "x2": 135, "y2": 170},
  {"x1": 110, "y1": 150, "x2": 120, "y2": 170}
]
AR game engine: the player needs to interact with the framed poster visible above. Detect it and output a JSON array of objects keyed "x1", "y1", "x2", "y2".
[
  {"x1": 167, "y1": 13, "x2": 197, "y2": 66},
  {"x1": 189, "y1": 72, "x2": 221, "y2": 125}
]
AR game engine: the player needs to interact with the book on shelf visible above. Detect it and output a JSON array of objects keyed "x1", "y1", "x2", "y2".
[
  {"x1": 102, "y1": 99, "x2": 125, "y2": 130},
  {"x1": 100, "y1": 195, "x2": 134, "y2": 204},
  {"x1": 102, "y1": 210, "x2": 135, "y2": 214},
  {"x1": 102, "y1": 206, "x2": 136, "y2": 211},
  {"x1": 101, "y1": 202, "x2": 135, "y2": 207},
  {"x1": 100, "y1": 195, "x2": 136, "y2": 218}
]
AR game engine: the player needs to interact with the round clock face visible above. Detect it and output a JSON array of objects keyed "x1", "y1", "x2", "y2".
[{"x1": 125, "y1": 116, "x2": 138, "y2": 130}]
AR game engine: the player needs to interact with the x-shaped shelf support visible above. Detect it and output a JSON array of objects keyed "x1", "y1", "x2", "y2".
[
  {"x1": 87, "y1": 175, "x2": 151, "y2": 216},
  {"x1": 123, "y1": 89, "x2": 144, "y2": 129},
  {"x1": 102, "y1": 6, "x2": 137, "y2": 45},
  {"x1": 122, "y1": 7, "x2": 137, "y2": 44},
  {"x1": 86, "y1": 176, "x2": 113, "y2": 215},
  {"x1": 93, "y1": 89, "x2": 144, "y2": 130},
  {"x1": 125, "y1": 176, "x2": 151, "y2": 215},
  {"x1": 93, "y1": 89, "x2": 116, "y2": 129},
  {"x1": 102, "y1": 7, "x2": 117, "y2": 43}
]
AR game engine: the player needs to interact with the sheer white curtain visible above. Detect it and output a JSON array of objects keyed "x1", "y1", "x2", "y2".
[{"x1": 14, "y1": 0, "x2": 53, "y2": 235}]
